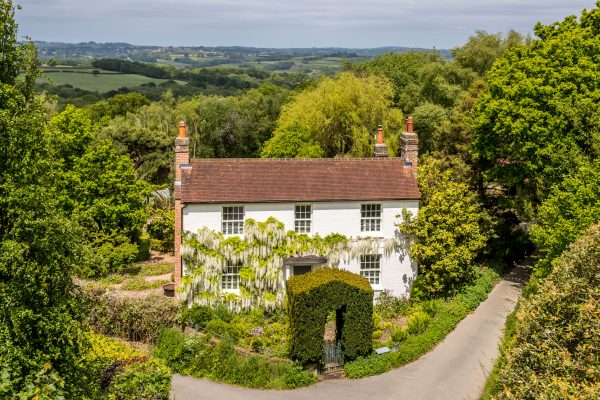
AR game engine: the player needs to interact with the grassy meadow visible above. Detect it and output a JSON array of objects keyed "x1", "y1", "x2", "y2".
[{"x1": 38, "y1": 67, "x2": 180, "y2": 92}]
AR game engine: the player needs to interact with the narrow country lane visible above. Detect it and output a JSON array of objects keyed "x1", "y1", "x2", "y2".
[{"x1": 172, "y1": 263, "x2": 528, "y2": 400}]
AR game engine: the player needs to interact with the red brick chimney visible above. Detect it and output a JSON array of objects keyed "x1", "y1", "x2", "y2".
[
  {"x1": 373, "y1": 125, "x2": 388, "y2": 157},
  {"x1": 174, "y1": 121, "x2": 190, "y2": 289},
  {"x1": 401, "y1": 116, "x2": 418, "y2": 171}
]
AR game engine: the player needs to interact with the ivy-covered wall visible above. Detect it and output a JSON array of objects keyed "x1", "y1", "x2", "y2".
[{"x1": 180, "y1": 217, "x2": 404, "y2": 310}]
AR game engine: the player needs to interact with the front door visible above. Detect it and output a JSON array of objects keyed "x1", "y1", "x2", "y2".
[{"x1": 293, "y1": 265, "x2": 312, "y2": 276}]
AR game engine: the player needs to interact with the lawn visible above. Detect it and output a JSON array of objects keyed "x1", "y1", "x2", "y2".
[{"x1": 38, "y1": 67, "x2": 180, "y2": 92}]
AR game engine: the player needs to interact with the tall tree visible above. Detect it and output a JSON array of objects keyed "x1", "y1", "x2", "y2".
[
  {"x1": 472, "y1": 4, "x2": 600, "y2": 216},
  {"x1": 0, "y1": 1, "x2": 89, "y2": 396},
  {"x1": 452, "y1": 30, "x2": 525, "y2": 76},
  {"x1": 268, "y1": 72, "x2": 404, "y2": 157}
]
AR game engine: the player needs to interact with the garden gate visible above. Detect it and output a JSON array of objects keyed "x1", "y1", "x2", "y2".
[{"x1": 322, "y1": 341, "x2": 344, "y2": 374}]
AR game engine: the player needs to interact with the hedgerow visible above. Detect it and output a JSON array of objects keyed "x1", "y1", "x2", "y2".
[
  {"x1": 489, "y1": 223, "x2": 600, "y2": 399},
  {"x1": 83, "y1": 286, "x2": 181, "y2": 343},
  {"x1": 287, "y1": 268, "x2": 374, "y2": 363},
  {"x1": 153, "y1": 328, "x2": 315, "y2": 389}
]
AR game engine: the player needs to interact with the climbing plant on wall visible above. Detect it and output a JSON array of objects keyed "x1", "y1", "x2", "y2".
[{"x1": 180, "y1": 217, "x2": 405, "y2": 310}]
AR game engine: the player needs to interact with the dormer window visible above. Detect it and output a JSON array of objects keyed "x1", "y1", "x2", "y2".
[
  {"x1": 295, "y1": 205, "x2": 312, "y2": 233},
  {"x1": 222, "y1": 206, "x2": 244, "y2": 234},
  {"x1": 361, "y1": 204, "x2": 381, "y2": 232}
]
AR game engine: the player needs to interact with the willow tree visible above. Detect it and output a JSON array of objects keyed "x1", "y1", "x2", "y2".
[{"x1": 265, "y1": 72, "x2": 404, "y2": 158}]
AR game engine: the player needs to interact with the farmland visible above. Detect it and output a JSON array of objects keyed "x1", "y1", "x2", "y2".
[{"x1": 38, "y1": 67, "x2": 181, "y2": 93}]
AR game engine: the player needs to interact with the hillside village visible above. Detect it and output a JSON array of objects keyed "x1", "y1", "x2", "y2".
[{"x1": 1, "y1": 1, "x2": 599, "y2": 399}]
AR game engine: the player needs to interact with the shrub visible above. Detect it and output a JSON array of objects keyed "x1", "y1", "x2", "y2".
[
  {"x1": 107, "y1": 358, "x2": 171, "y2": 400},
  {"x1": 204, "y1": 319, "x2": 239, "y2": 341},
  {"x1": 152, "y1": 328, "x2": 187, "y2": 371},
  {"x1": 211, "y1": 304, "x2": 234, "y2": 323},
  {"x1": 399, "y1": 154, "x2": 494, "y2": 298},
  {"x1": 491, "y1": 223, "x2": 600, "y2": 399},
  {"x1": 344, "y1": 268, "x2": 498, "y2": 378},
  {"x1": 186, "y1": 305, "x2": 213, "y2": 329},
  {"x1": 137, "y1": 233, "x2": 151, "y2": 261},
  {"x1": 420, "y1": 299, "x2": 441, "y2": 316},
  {"x1": 153, "y1": 328, "x2": 315, "y2": 389},
  {"x1": 86, "y1": 333, "x2": 171, "y2": 399},
  {"x1": 407, "y1": 311, "x2": 431, "y2": 335},
  {"x1": 147, "y1": 208, "x2": 174, "y2": 253},
  {"x1": 391, "y1": 327, "x2": 409, "y2": 342},
  {"x1": 375, "y1": 290, "x2": 410, "y2": 319},
  {"x1": 287, "y1": 268, "x2": 374, "y2": 363},
  {"x1": 84, "y1": 287, "x2": 180, "y2": 343}
]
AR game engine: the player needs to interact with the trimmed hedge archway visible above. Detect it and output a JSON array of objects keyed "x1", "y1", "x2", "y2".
[{"x1": 287, "y1": 268, "x2": 374, "y2": 363}]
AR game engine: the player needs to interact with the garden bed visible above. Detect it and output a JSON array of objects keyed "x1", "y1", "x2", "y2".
[{"x1": 344, "y1": 267, "x2": 499, "y2": 378}]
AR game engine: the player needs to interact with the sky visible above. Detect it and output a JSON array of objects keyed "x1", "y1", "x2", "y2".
[{"x1": 15, "y1": 0, "x2": 597, "y2": 49}]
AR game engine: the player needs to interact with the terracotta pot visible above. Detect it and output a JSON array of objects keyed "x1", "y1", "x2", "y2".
[{"x1": 163, "y1": 282, "x2": 175, "y2": 297}]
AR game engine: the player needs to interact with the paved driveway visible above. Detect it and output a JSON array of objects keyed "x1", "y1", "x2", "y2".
[{"x1": 172, "y1": 264, "x2": 528, "y2": 400}]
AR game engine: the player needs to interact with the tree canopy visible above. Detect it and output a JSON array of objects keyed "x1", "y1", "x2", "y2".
[
  {"x1": 0, "y1": 2, "x2": 90, "y2": 396},
  {"x1": 472, "y1": 5, "x2": 600, "y2": 215},
  {"x1": 266, "y1": 72, "x2": 403, "y2": 157}
]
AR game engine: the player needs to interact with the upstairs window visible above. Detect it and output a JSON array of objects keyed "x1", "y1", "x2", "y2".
[
  {"x1": 295, "y1": 205, "x2": 312, "y2": 233},
  {"x1": 361, "y1": 204, "x2": 381, "y2": 232},
  {"x1": 360, "y1": 254, "x2": 381, "y2": 285},
  {"x1": 222, "y1": 206, "x2": 244, "y2": 235},
  {"x1": 221, "y1": 264, "x2": 241, "y2": 290}
]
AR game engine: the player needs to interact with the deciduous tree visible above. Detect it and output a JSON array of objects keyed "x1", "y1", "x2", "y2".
[
  {"x1": 472, "y1": 4, "x2": 600, "y2": 216},
  {"x1": 271, "y1": 72, "x2": 404, "y2": 157}
]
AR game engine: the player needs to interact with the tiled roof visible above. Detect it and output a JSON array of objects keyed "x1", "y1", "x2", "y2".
[{"x1": 181, "y1": 158, "x2": 420, "y2": 203}]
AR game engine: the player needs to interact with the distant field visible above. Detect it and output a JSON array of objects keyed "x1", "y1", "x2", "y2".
[{"x1": 38, "y1": 67, "x2": 180, "y2": 93}]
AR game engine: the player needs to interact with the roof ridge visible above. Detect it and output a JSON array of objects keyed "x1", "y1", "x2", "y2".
[{"x1": 190, "y1": 157, "x2": 406, "y2": 162}]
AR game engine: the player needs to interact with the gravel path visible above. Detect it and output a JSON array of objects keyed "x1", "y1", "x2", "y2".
[{"x1": 172, "y1": 263, "x2": 529, "y2": 400}]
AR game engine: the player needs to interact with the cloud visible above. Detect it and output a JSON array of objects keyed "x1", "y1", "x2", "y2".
[{"x1": 16, "y1": 0, "x2": 596, "y2": 47}]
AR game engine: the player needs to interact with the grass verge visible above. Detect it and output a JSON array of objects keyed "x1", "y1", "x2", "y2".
[
  {"x1": 344, "y1": 268, "x2": 499, "y2": 378},
  {"x1": 480, "y1": 306, "x2": 518, "y2": 399}
]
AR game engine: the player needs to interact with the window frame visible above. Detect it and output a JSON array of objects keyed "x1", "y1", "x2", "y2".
[
  {"x1": 294, "y1": 204, "x2": 312, "y2": 234},
  {"x1": 221, "y1": 264, "x2": 241, "y2": 291},
  {"x1": 360, "y1": 254, "x2": 381, "y2": 285},
  {"x1": 221, "y1": 206, "x2": 244, "y2": 235},
  {"x1": 361, "y1": 203, "x2": 382, "y2": 232}
]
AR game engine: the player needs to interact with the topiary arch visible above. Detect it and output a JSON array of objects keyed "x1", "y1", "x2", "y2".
[{"x1": 287, "y1": 268, "x2": 374, "y2": 363}]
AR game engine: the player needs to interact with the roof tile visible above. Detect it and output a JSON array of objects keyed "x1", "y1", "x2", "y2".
[{"x1": 181, "y1": 158, "x2": 420, "y2": 203}]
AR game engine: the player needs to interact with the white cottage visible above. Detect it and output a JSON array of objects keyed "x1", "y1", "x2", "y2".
[{"x1": 173, "y1": 119, "x2": 420, "y2": 299}]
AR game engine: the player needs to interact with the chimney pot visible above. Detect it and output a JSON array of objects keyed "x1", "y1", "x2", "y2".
[
  {"x1": 406, "y1": 116, "x2": 414, "y2": 133},
  {"x1": 377, "y1": 125, "x2": 384, "y2": 145},
  {"x1": 373, "y1": 124, "x2": 388, "y2": 157},
  {"x1": 178, "y1": 121, "x2": 187, "y2": 138}
]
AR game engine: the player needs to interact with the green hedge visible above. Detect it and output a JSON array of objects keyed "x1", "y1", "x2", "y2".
[
  {"x1": 287, "y1": 268, "x2": 374, "y2": 363},
  {"x1": 153, "y1": 328, "x2": 315, "y2": 389},
  {"x1": 344, "y1": 267, "x2": 498, "y2": 378},
  {"x1": 83, "y1": 286, "x2": 181, "y2": 343},
  {"x1": 488, "y1": 223, "x2": 600, "y2": 399}
]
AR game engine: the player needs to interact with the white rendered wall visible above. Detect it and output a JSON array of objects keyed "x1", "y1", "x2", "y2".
[{"x1": 182, "y1": 200, "x2": 419, "y2": 297}]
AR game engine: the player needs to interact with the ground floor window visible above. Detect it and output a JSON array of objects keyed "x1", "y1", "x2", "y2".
[
  {"x1": 221, "y1": 264, "x2": 241, "y2": 290},
  {"x1": 360, "y1": 254, "x2": 381, "y2": 285}
]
